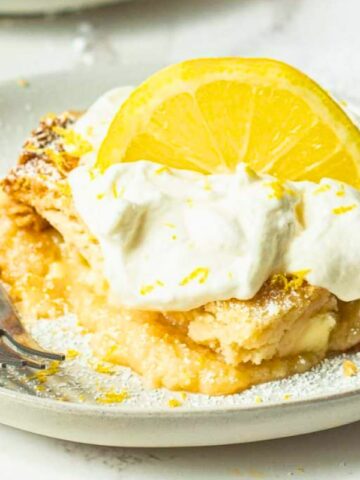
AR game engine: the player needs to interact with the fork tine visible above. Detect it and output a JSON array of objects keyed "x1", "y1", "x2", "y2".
[
  {"x1": 2, "y1": 331, "x2": 65, "y2": 361},
  {"x1": 0, "y1": 283, "x2": 65, "y2": 363},
  {"x1": 0, "y1": 338, "x2": 45, "y2": 369}
]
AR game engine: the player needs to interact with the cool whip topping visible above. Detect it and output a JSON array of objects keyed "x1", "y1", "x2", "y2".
[{"x1": 68, "y1": 88, "x2": 360, "y2": 311}]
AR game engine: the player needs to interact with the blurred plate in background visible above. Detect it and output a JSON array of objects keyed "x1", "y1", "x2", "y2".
[{"x1": 0, "y1": 0, "x2": 131, "y2": 15}]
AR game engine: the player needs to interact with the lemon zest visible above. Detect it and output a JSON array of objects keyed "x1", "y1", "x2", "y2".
[
  {"x1": 96, "y1": 390, "x2": 128, "y2": 404},
  {"x1": 53, "y1": 127, "x2": 92, "y2": 157},
  {"x1": 313, "y1": 184, "x2": 331, "y2": 195},
  {"x1": 66, "y1": 349, "x2": 80, "y2": 360},
  {"x1": 168, "y1": 398, "x2": 182, "y2": 408},
  {"x1": 332, "y1": 204, "x2": 357, "y2": 215},
  {"x1": 140, "y1": 280, "x2": 164, "y2": 295},
  {"x1": 57, "y1": 181, "x2": 72, "y2": 197},
  {"x1": 111, "y1": 182, "x2": 118, "y2": 198},
  {"x1": 336, "y1": 184, "x2": 346, "y2": 197},
  {"x1": 93, "y1": 362, "x2": 116, "y2": 375},
  {"x1": 29, "y1": 361, "x2": 60, "y2": 384},
  {"x1": 180, "y1": 267, "x2": 209, "y2": 286},
  {"x1": 244, "y1": 164, "x2": 257, "y2": 179},
  {"x1": 155, "y1": 166, "x2": 171, "y2": 175},
  {"x1": 266, "y1": 180, "x2": 294, "y2": 200},
  {"x1": 140, "y1": 284, "x2": 154, "y2": 295},
  {"x1": 271, "y1": 269, "x2": 311, "y2": 291}
]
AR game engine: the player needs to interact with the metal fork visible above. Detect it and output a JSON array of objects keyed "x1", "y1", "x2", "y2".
[{"x1": 0, "y1": 283, "x2": 65, "y2": 369}]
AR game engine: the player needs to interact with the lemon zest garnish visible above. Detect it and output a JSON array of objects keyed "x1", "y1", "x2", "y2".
[
  {"x1": 155, "y1": 166, "x2": 171, "y2": 175},
  {"x1": 343, "y1": 359, "x2": 358, "y2": 377},
  {"x1": 255, "y1": 395, "x2": 263, "y2": 404},
  {"x1": 88, "y1": 169, "x2": 98, "y2": 181},
  {"x1": 57, "y1": 181, "x2": 72, "y2": 197},
  {"x1": 168, "y1": 398, "x2": 182, "y2": 408},
  {"x1": 93, "y1": 362, "x2": 116, "y2": 375},
  {"x1": 271, "y1": 269, "x2": 311, "y2": 291},
  {"x1": 66, "y1": 349, "x2": 80, "y2": 360},
  {"x1": 180, "y1": 392, "x2": 187, "y2": 401},
  {"x1": 244, "y1": 164, "x2": 257, "y2": 179},
  {"x1": 53, "y1": 127, "x2": 92, "y2": 157},
  {"x1": 186, "y1": 198, "x2": 193, "y2": 207},
  {"x1": 164, "y1": 223, "x2": 175, "y2": 229},
  {"x1": 180, "y1": 267, "x2": 209, "y2": 286},
  {"x1": 96, "y1": 193, "x2": 105, "y2": 200},
  {"x1": 228, "y1": 272, "x2": 234, "y2": 280},
  {"x1": 112, "y1": 182, "x2": 118, "y2": 198},
  {"x1": 295, "y1": 201, "x2": 305, "y2": 227},
  {"x1": 332, "y1": 204, "x2": 357, "y2": 215},
  {"x1": 45, "y1": 148, "x2": 77, "y2": 175},
  {"x1": 140, "y1": 280, "x2": 164, "y2": 295},
  {"x1": 171, "y1": 234, "x2": 177, "y2": 240},
  {"x1": 336, "y1": 184, "x2": 346, "y2": 197},
  {"x1": 29, "y1": 361, "x2": 60, "y2": 384},
  {"x1": 96, "y1": 390, "x2": 128, "y2": 404},
  {"x1": 103, "y1": 344, "x2": 117, "y2": 362},
  {"x1": 35, "y1": 385, "x2": 46, "y2": 392},
  {"x1": 266, "y1": 180, "x2": 294, "y2": 200},
  {"x1": 313, "y1": 184, "x2": 331, "y2": 195},
  {"x1": 283, "y1": 393, "x2": 292, "y2": 401},
  {"x1": 140, "y1": 284, "x2": 154, "y2": 295}
]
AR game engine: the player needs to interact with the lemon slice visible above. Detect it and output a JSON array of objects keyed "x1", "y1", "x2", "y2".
[{"x1": 97, "y1": 58, "x2": 360, "y2": 187}]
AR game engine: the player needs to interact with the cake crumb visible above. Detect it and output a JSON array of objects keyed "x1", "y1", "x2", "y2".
[{"x1": 342, "y1": 359, "x2": 358, "y2": 377}]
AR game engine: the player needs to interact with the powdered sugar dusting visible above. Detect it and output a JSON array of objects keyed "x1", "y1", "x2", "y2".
[{"x1": 1, "y1": 314, "x2": 360, "y2": 410}]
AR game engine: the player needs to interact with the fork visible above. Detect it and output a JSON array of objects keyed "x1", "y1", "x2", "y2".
[{"x1": 0, "y1": 283, "x2": 65, "y2": 369}]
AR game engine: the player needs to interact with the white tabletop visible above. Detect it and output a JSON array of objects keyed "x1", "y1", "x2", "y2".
[{"x1": 0, "y1": 0, "x2": 359, "y2": 478}]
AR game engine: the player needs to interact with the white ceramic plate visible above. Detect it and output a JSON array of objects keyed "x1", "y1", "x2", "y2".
[
  {"x1": 0, "y1": 0, "x2": 130, "y2": 15},
  {"x1": 1, "y1": 65, "x2": 360, "y2": 447}
]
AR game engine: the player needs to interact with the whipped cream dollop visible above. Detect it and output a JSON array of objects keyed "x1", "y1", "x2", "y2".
[{"x1": 69, "y1": 88, "x2": 360, "y2": 311}]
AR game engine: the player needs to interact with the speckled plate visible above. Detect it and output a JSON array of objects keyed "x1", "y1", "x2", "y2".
[{"x1": 1, "y1": 66, "x2": 360, "y2": 447}]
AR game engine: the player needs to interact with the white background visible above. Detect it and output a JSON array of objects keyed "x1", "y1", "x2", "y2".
[{"x1": 0, "y1": 0, "x2": 360, "y2": 478}]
